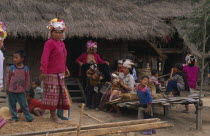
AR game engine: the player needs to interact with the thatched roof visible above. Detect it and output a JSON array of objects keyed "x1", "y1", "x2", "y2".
[
  {"x1": 0, "y1": 0, "x2": 173, "y2": 40},
  {"x1": 130, "y1": 0, "x2": 205, "y2": 19}
]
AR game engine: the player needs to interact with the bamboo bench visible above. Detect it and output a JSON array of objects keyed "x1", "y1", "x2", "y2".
[{"x1": 116, "y1": 93, "x2": 202, "y2": 119}]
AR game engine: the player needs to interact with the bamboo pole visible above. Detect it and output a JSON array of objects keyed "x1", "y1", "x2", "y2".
[
  {"x1": 8, "y1": 119, "x2": 160, "y2": 136},
  {"x1": 83, "y1": 112, "x2": 104, "y2": 123},
  {"x1": 54, "y1": 122, "x2": 174, "y2": 136},
  {"x1": 196, "y1": 9, "x2": 208, "y2": 131},
  {"x1": 77, "y1": 103, "x2": 85, "y2": 136}
]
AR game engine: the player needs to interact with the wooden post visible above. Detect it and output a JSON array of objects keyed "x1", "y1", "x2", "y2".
[
  {"x1": 196, "y1": 9, "x2": 208, "y2": 131},
  {"x1": 138, "y1": 107, "x2": 144, "y2": 119},
  {"x1": 163, "y1": 106, "x2": 169, "y2": 118},
  {"x1": 77, "y1": 103, "x2": 85, "y2": 136}
]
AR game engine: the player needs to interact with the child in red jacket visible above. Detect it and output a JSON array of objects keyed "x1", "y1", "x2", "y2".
[{"x1": 18, "y1": 89, "x2": 44, "y2": 116}]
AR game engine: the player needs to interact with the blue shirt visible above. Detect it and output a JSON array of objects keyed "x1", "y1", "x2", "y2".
[{"x1": 136, "y1": 87, "x2": 152, "y2": 105}]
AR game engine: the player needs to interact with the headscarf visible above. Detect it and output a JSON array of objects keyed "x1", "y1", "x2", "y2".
[
  {"x1": 123, "y1": 59, "x2": 134, "y2": 69},
  {"x1": 185, "y1": 54, "x2": 197, "y2": 67},
  {"x1": 0, "y1": 22, "x2": 7, "y2": 41},
  {"x1": 47, "y1": 18, "x2": 66, "y2": 39},
  {"x1": 86, "y1": 40, "x2": 98, "y2": 49}
]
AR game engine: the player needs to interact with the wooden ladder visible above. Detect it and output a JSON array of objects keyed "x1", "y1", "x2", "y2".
[{"x1": 65, "y1": 77, "x2": 86, "y2": 102}]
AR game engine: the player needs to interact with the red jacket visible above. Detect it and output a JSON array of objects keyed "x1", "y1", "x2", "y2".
[
  {"x1": 40, "y1": 38, "x2": 67, "y2": 74},
  {"x1": 18, "y1": 99, "x2": 42, "y2": 113}
]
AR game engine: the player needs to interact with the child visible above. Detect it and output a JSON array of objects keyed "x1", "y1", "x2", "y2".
[
  {"x1": 116, "y1": 60, "x2": 123, "y2": 73},
  {"x1": 18, "y1": 89, "x2": 44, "y2": 116},
  {"x1": 149, "y1": 69, "x2": 161, "y2": 93},
  {"x1": 136, "y1": 76, "x2": 156, "y2": 135},
  {"x1": 31, "y1": 79, "x2": 43, "y2": 101},
  {"x1": 7, "y1": 50, "x2": 34, "y2": 122},
  {"x1": 166, "y1": 63, "x2": 190, "y2": 97},
  {"x1": 109, "y1": 73, "x2": 121, "y2": 101}
]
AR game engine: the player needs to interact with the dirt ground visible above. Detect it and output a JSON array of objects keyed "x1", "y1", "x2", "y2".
[{"x1": 0, "y1": 93, "x2": 210, "y2": 136}]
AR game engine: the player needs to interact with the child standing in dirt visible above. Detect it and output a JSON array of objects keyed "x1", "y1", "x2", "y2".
[
  {"x1": 136, "y1": 76, "x2": 156, "y2": 135},
  {"x1": 31, "y1": 79, "x2": 43, "y2": 101},
  {"x1": 7, "y1": 50, "x2": 34, "y2": 122}
]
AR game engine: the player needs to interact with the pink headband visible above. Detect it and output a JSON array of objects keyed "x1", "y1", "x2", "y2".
[{"x1": 86, "y1": 40, "x2": 98, "y2": 49}]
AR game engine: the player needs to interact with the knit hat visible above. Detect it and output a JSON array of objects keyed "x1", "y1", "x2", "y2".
[
  {"x1": 123, "y1": 59, "x2": 134, "y2": 69},
  {"x1": 0, "y1": 22, "x2": 7, "y2": 40},
  {"x1": 174, "y1": 63, "x2": 183, "y2": 71},
  {"x1": 86, "y1": 40, "x2": 98, "y2": 49},
  {"x1": 0, "y1": 107, "x2": 11, "y2": 120},
  {"x1": 47, "y1": 18, "x2": 66, "y2": 31}
]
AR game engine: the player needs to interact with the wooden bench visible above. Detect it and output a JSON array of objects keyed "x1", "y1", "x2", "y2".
[{"x1": 116, "y1": 93, "x2": 203, "y2": 119}]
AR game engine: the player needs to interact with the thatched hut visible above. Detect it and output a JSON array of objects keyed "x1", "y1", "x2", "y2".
[
  {"x1": 128, "y1": 0, "x2": 205, "y2": 74},
  {"x1": 0, "y1": 0, "x2": 177, "y2": 83}
]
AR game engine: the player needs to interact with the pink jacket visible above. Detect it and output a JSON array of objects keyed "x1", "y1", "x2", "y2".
[
  {"x1": 40, "y1": 38, "x2": 67, "y2": 74},
  {"x1": 75, "y1": 53, "x2": 105, "y2": 64},
  {"x1": 183, "y1": 65, "x2": 199, "y2": 89}
]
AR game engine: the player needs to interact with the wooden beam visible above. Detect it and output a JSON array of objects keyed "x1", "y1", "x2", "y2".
[
  {"x1": 77, "y1": 103, "x2": 85, "y2": 136},
  {"x1": 8, "y1": 119, "x2": 160, "y2": 136},
  {"x1": 158, "y1": 48, "x2": 182, "y2": 54},
  {"x1": 54, "y1": 122, "x2": 174, "y2": 136}
]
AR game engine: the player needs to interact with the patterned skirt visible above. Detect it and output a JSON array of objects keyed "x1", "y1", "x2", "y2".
[{"x1": 41, "y1": 73, "x2": 71, "y2": 111}]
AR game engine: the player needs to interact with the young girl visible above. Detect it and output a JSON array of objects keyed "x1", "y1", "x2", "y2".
[
  {"x1": 136, "y1": 76, "x2": 155, "y2": 135},
  {"x1": 116, "y1": 60, "x2": 123, "y2": 73},
  {"x1": 7, "y1": 50, "x2": 34, "y2": 122},
  {"x1": 149, "y1": 69, "x2": 161, "y2": 93}
]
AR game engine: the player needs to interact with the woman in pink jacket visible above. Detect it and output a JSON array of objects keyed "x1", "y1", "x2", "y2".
[
  {"x1": 40, "y1": 18, "x2": 70, "y2": 123},
  {"x1": 76, "y1": 40, "x2": 108, "y2": 66},
  {"x1": 182, "y1": 55, "x2": 199, "y2": 113}
]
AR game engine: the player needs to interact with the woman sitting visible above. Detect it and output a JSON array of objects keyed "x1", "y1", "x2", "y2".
[
  {"x1": 166, "y1": 63, "x2": 190, "y2": 97},
  {"x1": 108, "y1": 60, "x2": 135, "y2": 116}
]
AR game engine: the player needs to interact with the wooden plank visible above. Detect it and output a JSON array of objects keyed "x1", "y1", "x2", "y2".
[
  {"x1": 8, "y1": 119, "x2": 160, "y2": 136},
  {"x1": 0, "y1": 99, "x2": 6, "y2": 103},
  {"x1": 70, "y1": 90, "x2": 82, "y2": 93},
  {"x1": 55, "y1": 122, "x2": 174, "y2": 136},
  {"x1": 71, "y1": 97, "x2": 84, "y2": 100}
]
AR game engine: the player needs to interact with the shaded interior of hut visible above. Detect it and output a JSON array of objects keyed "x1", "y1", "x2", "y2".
[{"x1": 2, "y1": 30, "x2": 186, "y2": 87}]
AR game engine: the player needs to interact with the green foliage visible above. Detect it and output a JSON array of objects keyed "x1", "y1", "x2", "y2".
[{"x1": 178, "y1": 0, "x2": 210, "y2": 52}]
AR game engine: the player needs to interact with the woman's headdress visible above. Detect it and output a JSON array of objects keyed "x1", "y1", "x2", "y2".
[{"x1": 0, "y1": 22, "x2": 7, "y2": 40}]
